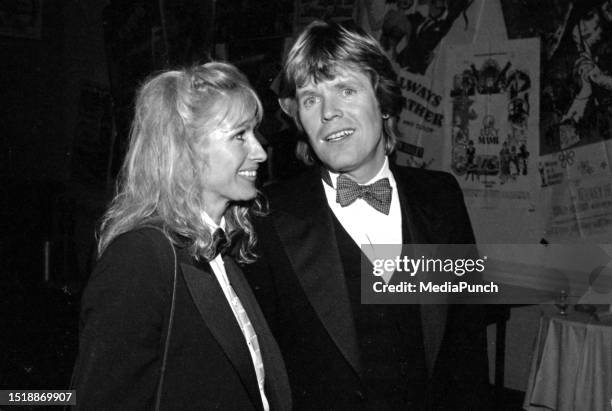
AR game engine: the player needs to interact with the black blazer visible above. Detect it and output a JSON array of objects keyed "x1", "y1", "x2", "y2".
[
  {"x1": 245, "y1": 165, "x2": 490, "y2": 410},
  {"x1": 72, "y1": 227, "x2": 291, "y2": 410}
]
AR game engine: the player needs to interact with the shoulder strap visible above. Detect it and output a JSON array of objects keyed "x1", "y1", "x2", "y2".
[
  {"x1": 67, "y1": 225, "x2": 179, "y2": 411},
  {"x1": 143, "y1": 226, "x2": 178, "y2": 411}
]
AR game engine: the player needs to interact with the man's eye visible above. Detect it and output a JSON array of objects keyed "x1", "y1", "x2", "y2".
[
  {"x1": 302, "y1": 96, "x2": 317, "y2": 108},
  {"x1": 342, "y1": 88, "x2": 356, "y2": 97}
]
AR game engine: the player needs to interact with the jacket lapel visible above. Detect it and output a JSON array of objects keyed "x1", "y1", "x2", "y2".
[
  {"x1": 393, "y1": 166, "x2": 448, "y2": 377},
  {"x1": 179, "y1": 251, "x2": 263, "y2": 411},
  {"x1": 272, "y1": 170, "x2": 363, "y2": 380},
  {"x1": 271, "y1": 167, "x2": 451, "y2": 380},
  {"x1": 223, "y1": 257, "x2": 292, "y2": 411},
  {"x1": 393, "y1": 167, "x2": 435, "y2": 245}
]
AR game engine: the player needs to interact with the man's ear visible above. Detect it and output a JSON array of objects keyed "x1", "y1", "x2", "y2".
[{"x1": 278, "y1": 97, "x2": 297, "y2": 118}]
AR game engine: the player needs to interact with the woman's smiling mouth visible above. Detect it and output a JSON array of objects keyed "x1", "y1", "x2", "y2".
[{"x1": 237, "y1": 169, "x2": 258, "y2": 180}]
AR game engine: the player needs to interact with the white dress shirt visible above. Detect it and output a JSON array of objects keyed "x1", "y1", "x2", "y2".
[
  {"x1": 202, "y1": 212, "x2": 269, "y2": 411},
  {"x1": 322, "y1": 157, "x2": 403, "y2": 264}
]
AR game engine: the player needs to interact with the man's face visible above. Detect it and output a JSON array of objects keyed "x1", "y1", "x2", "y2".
[{"x1": 296, "y1": 66, "x2": 386, "y2": 183}]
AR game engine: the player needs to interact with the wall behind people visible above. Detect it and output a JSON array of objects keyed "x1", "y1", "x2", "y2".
[
  {"x1": 2, "y1": 1, "x2": 76, "y2": 286},
  {"x1": 1, "y1": 1, "x2": 66, "y2": 182}
]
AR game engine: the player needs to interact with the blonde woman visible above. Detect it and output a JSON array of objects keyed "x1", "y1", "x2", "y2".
[{"x1": 71, "y1": 62, "x2": 290, "y2": 411}]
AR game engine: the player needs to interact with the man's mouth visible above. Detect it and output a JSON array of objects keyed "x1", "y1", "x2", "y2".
[
  {"x1": 238, "y1": 169, "x2": 258, "y2": 179},
  {"x1": 324, "y1": 128, "x2": 355, "y2": 142}
]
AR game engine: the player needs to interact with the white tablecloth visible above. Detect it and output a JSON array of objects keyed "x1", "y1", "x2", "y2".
[{"x1": 523, "y1": 306, "x2": 612, "y2": 411}]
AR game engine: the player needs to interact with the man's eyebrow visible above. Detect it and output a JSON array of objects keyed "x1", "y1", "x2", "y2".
[
  {"x1": 296, "y1": 88, "x2": 316, "y2": 99},
  {"x1": 333, "y1": 80, "x2": 358, "y2": 90}
]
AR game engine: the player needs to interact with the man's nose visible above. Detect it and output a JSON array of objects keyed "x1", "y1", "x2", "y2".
[{"x1": 321, "y1": 95, "x2": 343, "y2": 122}]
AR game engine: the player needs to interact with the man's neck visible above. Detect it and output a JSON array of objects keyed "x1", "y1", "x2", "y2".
[
  {"x1": 327, "y1": 157, "x2": 390, "y2": 187},
  {"x1": 344, "y1": 158, "x2": 388, "y2": 185}
]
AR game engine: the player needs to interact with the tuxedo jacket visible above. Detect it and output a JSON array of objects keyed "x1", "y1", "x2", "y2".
[
  {"x1": 71, "y1": 227, "x2": 291, "y2": 410},
  {"x1": 245, "y1": 165, "x2": 490, "y2": 410}
]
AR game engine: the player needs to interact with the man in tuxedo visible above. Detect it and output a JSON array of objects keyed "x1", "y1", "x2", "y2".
[{"x1": 245, "y1": 20, "x2": 490, "y2": 410}]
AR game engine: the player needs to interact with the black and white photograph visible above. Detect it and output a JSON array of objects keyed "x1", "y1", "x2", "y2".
[{"x1": 2, "y1": 0, "x2": 611, "y2": 410}]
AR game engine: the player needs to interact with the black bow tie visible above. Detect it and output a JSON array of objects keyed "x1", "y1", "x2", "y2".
[
  {"x1": 335, "y1": 174, "x2": 392, "y2": 215},
  {"x1": 211, "y1": 228, "x2": 230, "y2": 259}
]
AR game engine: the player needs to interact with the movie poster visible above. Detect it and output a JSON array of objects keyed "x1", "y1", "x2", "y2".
[
  {"x1": 539, "y1": 142, "x2": 612, "y2": 240},
  {"x1": 501, "y1": 0, "x2": 612, "y2": 156},
  {"x1": 502, "y1": 0, "x2": 612, "y2": 239},
  {"x1": 442, "y1": 39, "x2": 540, "y2": 208},
  {"x1": 379, "y1": 0, "x2": 477, "y2": 168},
  {"x1": 541, "y1": 173, "x2": 612, "y2": 240}
]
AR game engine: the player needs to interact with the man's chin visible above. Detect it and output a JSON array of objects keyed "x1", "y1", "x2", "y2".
[
  {"x1": 322, "y1": 162, "x2": 352, "y2": 175},
  {"x1": 320, "y1": 155, "x2": 356, "y2": 171}
]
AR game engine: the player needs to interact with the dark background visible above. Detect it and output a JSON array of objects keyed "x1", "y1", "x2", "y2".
[
  {"x1": 0, "y1": 0, "x2": 300, "y2": 403},
  {"x1": 0, "y1": 1, "x2": 574, "y2": 409}
]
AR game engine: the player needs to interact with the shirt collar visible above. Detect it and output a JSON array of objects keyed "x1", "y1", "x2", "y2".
[
  {"x1": 326, "y1": 157, "x2": 392, "y2": 189},
  {"x1": 201, "y1": 211, "x2": 226, "y2": 232}
]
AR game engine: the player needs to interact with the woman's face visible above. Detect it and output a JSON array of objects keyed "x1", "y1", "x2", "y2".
[{"x1": 199, "y1": 98, "x2": 267, "y2": 220}]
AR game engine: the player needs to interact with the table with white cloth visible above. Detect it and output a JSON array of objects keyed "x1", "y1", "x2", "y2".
[{"x1": 523, "y1": 305, "x2": 612, "y2": 411}]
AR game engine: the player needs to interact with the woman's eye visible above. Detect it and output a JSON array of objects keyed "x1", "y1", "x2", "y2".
[{"x1": 234, "y1": 132, "x2": 246, "y2": 141}]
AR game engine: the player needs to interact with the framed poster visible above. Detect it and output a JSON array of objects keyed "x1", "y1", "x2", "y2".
[
  {"x1": 502, "y1": 0, "x2": 612, "y2": 156},
  {"x1": 384, "y1": 0, "x2": 478, "y2": 169},
  {"x1": 443, "y1": 38, "x2": 540, "y2": 209}
]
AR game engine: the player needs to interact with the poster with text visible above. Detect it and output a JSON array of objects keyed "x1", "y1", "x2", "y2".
[
  {"x1": 502, "y1": 0, "x2": 612, "y2": 240},
  {"x1": 539, "y1": 140, "x2": 612, "y2": 241},
  {"x1": 541, "y1": 170, "x2": 612, "y2": 241},
  {"x1": 382, "y1": 0, "x2": 477, "y2": 169},
  {"x1": 442, "y1": 39, "x2": 540, "y2": 208}
]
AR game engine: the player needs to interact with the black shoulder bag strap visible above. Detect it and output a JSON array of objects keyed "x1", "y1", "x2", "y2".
[{"x1": 67, "y1": 226, "x2": 178, "y2": 411}]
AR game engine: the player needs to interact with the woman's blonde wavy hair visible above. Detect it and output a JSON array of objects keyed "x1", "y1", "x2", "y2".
[{"x1": 97, "y1": 62, "x2": 265, "y2": 263}]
